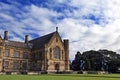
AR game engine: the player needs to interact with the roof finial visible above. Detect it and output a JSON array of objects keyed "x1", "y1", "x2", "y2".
[{"x1": 56, "y1": 27, "x2": 58, "y2": 32}]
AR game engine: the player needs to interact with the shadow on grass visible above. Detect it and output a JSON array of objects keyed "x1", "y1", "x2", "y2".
[{"x1": 49, "y1": 74, "x2": 120, "y2": 79}]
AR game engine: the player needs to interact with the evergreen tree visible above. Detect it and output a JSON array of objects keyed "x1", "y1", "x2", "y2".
[{"x1": 72, "y1": 51, "x2": 82, "y2": 70}]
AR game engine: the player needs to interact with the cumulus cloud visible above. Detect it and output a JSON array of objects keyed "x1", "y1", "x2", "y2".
[{"x1": 0, "y1": 0, "x2": 120, "y2": 60}]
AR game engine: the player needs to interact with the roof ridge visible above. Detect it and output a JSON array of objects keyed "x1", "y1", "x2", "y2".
[
  {"x1": 30, "y1": 31, "x2": 56, "y2": 41},
  {"x1": 29, "y1": 31, "x2": 57, "y2": 49},
  {"x1": 8, "y1": 40, "x2": 25, "y2": 44}
]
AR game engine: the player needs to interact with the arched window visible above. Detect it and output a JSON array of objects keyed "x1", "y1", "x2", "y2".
[{"x1": 53, "y1": 46, "x2": 60, "y2": 59}]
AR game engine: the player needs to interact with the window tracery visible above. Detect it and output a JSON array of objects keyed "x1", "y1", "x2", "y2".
[{"x1": 53, "y1": 46, "x2": 60, "y2": 59}]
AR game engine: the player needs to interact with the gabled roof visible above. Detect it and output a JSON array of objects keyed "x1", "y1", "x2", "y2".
[{"x1": 29, "y1": 31, "x2": 56, "y2": 50}]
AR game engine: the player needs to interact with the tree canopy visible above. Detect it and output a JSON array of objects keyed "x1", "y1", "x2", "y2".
[{"x1": 71, "y1": 49, "x2": 120, "y2": 73}]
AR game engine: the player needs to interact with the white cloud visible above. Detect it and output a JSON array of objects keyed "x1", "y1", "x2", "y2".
[
  {"x1": 58, "y1": 18, "x2": 120, "y2": 60},
  {"x1": 0, "y1": 13, "x2": 14, "y2": 21},
  {"x1": 1, "y1": 0, "x2": 120, "y2": 60},
  {"x1": 55, "y1": 0, "x2": 120, "y2": 60},
  {"x1": 103, "y1": 0, "x2": 120, "y2": 19}
]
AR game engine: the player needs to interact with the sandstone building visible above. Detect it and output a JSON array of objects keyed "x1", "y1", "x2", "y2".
[{"x1": 0, "y1": 29, "x2": 70, "y2": 73}]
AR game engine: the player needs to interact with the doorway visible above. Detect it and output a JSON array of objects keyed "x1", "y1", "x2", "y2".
[{"x1": 55, "y1": 64, "x2": 59, "y2": 71}]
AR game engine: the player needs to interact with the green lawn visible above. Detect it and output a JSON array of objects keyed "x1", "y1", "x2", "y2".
[{"x1": 0, "y1": 74, "x2": 120, "y2": 80}]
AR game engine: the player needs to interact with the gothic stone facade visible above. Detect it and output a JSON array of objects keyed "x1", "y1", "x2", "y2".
[{"x1": 0, "y1": 31, "x2": 70, "y2": 73}]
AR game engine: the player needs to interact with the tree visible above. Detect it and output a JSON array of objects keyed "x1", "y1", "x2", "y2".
[
  {"x1": 72, "y1": 51, "x2": 83, "y2": 71},
  {"x1": 84, "y1": 58, "x2": 91, "y2": 70},
  {"x1": 71, "y1": 49, "x2": 120, "y2": 73},
  {"x1": 82, "y1": 50, "x2": 103, "y2": 71}
]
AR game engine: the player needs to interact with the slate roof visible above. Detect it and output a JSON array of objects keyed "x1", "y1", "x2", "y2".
[
  {"x1": 4, "y1": 40, "x2": 29, "y2": 49},
  {"x1": 29, "y1": 32, "x2": 56, "y2": 50}
]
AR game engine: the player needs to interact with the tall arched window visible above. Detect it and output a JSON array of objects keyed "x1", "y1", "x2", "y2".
[{"x1": 53, "y1": 46, "x2": 60, "y2": 59}]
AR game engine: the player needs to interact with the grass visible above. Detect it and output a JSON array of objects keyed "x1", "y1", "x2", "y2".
[{"x1": 0, "y1": 74, "x2": 120, "y2": 80}]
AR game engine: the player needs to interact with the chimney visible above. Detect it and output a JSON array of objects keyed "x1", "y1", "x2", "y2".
[
  {"x1": 25, "y1": 35, "x2": 29, "y2": 43},
  {"x1": 4, "y1": 31, "x2": 8, "y2": 40},
  {"x1": 56, "y1": 27, "x2": 58, "y2": 32},
  {"x1": 63, "y1": 39, "x2": 69, "y2": 59},
  {"x1": 63, "y1": 39, "x2": 70, "y2": 70}
]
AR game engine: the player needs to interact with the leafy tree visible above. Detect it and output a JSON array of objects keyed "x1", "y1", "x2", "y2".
[
  {"x1": 84, "y1": 58, "x2": 91, "y2": 70},
  {"x1": 71, "y1": 49, "x2": 120, "y2": 73},
  {"x1": 82, "y1": 50, "x2": 103, "y2": 71}
]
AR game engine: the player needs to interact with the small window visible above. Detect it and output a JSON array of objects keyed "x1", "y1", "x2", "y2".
[
  {"x1": 13, "y1": 51, "x2": 20, "y2": 58},
  {"x1": 56, "y1": 38, "x2": 58, "y2": 42},
  {"x1": 13, "y1": 62, "x2": 19, "y2": 70},
  {"x1": 4, "y1": 61, "x2": 9, "y2": 69},
  {"x1": 4, "y1": 49, "x2": 9, "y2": 57}
]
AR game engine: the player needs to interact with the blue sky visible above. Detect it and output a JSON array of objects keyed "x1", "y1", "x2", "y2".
[{"x1": 0, "y1": 0, "x2": 120, "y2": 60}]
